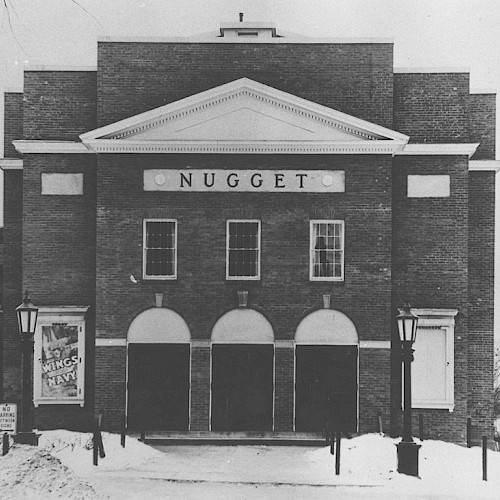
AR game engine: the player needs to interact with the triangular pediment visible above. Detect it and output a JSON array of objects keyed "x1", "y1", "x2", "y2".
[{"x1": 80, "y1": 78, "x2": 409, "y2": 154}]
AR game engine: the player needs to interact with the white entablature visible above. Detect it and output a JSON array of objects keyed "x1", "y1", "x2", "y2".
[{"x1": 77, "y1": 78, "x2": 409, "y2": 155}]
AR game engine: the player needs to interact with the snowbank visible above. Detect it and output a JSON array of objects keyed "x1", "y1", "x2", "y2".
[
  {"x1": 305, "y1": 434, "x2": 500, "y2": 496},
  {"x1": 0, "y1": 441, "x2": 104, "y2": 499},
  {"x1": 2, "y1": 431, "x2": 500, "y2": 498},
  {"x1": 39, "y1": 430, "x2": 164, "y2": 473}
]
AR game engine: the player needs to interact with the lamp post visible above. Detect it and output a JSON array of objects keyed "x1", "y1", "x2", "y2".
[
  {"x1": 396, "y1": 303, "x2": 421, "y2": 477},
  {"x1": 14, "y1": 290, "x2": 40, "y2": 445}
]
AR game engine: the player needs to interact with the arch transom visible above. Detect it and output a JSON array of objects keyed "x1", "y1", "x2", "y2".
[
  {"x1": 295, "y1": 309, "x2": 358, "y2": 345},
  {"x1": 212, "y1": 309, "x2": 274, "y2": 343},
  {"x1": 127, "y1": 308, "x2": 190, "y2": 343}
]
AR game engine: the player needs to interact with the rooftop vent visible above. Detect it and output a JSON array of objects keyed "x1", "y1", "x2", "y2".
[{"x1": 220, "y1": 14, "x2": 279, "y2": 39}]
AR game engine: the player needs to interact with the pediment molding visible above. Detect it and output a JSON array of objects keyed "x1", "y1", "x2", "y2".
[{"x1": 78, "y1": 78, "x2": 409, "y2": 154}]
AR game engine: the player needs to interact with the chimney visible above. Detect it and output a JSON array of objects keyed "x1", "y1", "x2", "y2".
[{"x1": 239, "y1": 12, "x2": 244, "y2": 22}]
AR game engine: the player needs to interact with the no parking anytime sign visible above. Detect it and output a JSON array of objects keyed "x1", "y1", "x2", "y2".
[{"x1": 0, "y1": 404, "x2": 17, "y2": 434}]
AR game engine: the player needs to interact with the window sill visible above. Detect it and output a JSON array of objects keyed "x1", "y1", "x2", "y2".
[
  {"x1": 226, "y1": 276, "x2": 260, "y2": 281},
  {"x1": 142, "y1": 276, "x2": 177, "y2": 281},
  {"x1": 413, "y1": 402, "x2": 454, "y2": 412}
]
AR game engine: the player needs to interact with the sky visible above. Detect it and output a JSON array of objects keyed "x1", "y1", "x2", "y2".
[{"x1": 0, "y1": 0, "x2": 499, "y2": 337}]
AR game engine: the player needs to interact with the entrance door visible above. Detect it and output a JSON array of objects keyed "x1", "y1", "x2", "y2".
[
  {"x1": 295, "y1": 345, "x2": 358, "y2": 432},
  {"x1": 127, "y1": 343, "x2": 190, "y2": 431},
  {"x1": 211, "y1": 344, "x2": 273, "y2": 431}
]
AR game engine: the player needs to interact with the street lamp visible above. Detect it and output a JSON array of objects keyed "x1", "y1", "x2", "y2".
[
  {"x1": 14, "y1": 291, "x2": 40, "y2": 445},
  {"x1": 396, "y1": 303, "x2": 421, "y2": 477}
]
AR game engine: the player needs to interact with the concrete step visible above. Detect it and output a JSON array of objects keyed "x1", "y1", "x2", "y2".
[{"x1": 127, "y1": 431, "x2": 326, "y2": 446}]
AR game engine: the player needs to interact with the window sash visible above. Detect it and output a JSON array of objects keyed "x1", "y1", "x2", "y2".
[
  {"x1": 226, "y1": 220, "x2": 261, "y2": 280},
  {"x1": 143, "y1": 219, "x2": 177, "y2": 279},
  {"x1": 310, "y1": 220, "x2": 344, "y2": 281}
]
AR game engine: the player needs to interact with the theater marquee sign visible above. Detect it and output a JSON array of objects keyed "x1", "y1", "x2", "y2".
[{"x1": 144, "y1": 169, "x2": 345, "y2": 193}]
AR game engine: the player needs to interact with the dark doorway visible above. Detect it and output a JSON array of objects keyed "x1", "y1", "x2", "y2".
[
  {"x1": 295, "y1": 345, "x2": 358, "y2": 433},
  {"x1": 211, "y1": 344, "x2": 273, "y2": 431},
  {"x1": 127, "y1": 343, "x2": 190, "y2": 431}
]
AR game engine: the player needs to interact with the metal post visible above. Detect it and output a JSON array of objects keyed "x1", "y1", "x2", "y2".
[
  {"x1": 93, "y1": 421, "x2": 99, "y2": 466},
  {"x1": 121, "y1": 414, "x2": 126, "y2": 448},
  {"x1": 482, "y1": 436, "x2": 487, "y2": 481},
  {"x1": 13, "y1": 339, "x2": 39, "y2": 445},
  {"x1": 21, "y1": 338, "x2": 34, "y2": 433},
  {"x1": 2, "y1": 433, "x2": 9, "y2": 456},
  {"x1": 335, "y1": 432, "x2": 341, "y2": 475},
  {"x1": 396, "y1": 341, "x2": 421, "y2": 477},
  {"x1": 402, "y1": 343, "x2": 413, "y2": 443},
  {"x1": 467, "y1": 418, "x2": 472, "y2": 448}
]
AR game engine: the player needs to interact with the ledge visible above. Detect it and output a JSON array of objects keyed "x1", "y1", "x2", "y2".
[
  {"x1": 13, "y1": 141, "x2": 91, "y2": 154},
  {"x1": 469, "y1": 160, "x2": 500, "y2": 172},
  {"x1": 0, "y1": 158, "x2": 23, "y2": 169},
  {"x1": 396, "y1": 143, "x2": 479, "y2": 158}
]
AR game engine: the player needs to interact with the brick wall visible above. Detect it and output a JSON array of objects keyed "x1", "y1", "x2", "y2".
[
  {"x1": 97, "y1": 42, "x2": 394, "y2": 129},
  {"x1": 20, "y1": 154, "x2": 97, "y2": 428},
  {"x1": 469, "y1": 94, "x2": 496, "y2": 160},
  {"x1": 274, "y1": 345, "x2": 294, "y2": 431},
  {"x1": 23, "y1": 71, "x2": 97, "y2": 141},
  {"x1": 93, "y1": 153, "x2": 393, "y2": 429},
  {"x1": 359, "y1": 348, "x2": 391, "y2": 433},
  {"x1": 190, "y1": 344, "x2": 211, "y2": 431},
  {"x1": 391, "y1": 155, "x2": 470, "y2": 441},
  {"x1": 467, "y1": 171, "x2": 495, "y2": 442},
  {"x1": 95, "y1": 154, "x2": 393, "y2": 343},
  {"x1": 94, "y1": 346, "x2": 126, "y2": 432},
  {"x1": 394, "y1": 73, "x2": 470, "y2": 143},
  {"x1": 21, "y1": 154, "x2": 97, "y2": 305},
  {"x1": 3, "y1": 92, "x2": 23, "y2": 157},
  {"x1": 1, "y1": 170, "x2": 23, "y2": 404}
]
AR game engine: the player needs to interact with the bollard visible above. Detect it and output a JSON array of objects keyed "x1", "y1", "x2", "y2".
[
  {"x1": 2, "y1": 433, "x2": 9, "y2": 456},
  {"x1": 378, "y1": 412, "x2": 383, "y2": 435},
  {"x1": 466, "y1": 417, "x2": 472, "y2": 448},
  {"x1": 98, "y1": 430, "x2": 105, "y2": 459},
  {"x1": 335, "y1": 432, "x2": 341, "y2": 475},
  {"x1": 482, "y1": 436, "x2": 487, "y2": 481},
  {"x1": 140, "y1": 430, "x2": 145, "y2": 442},
  {"x1": 121, "y1": 415, "x2": 126, "y2": 448},
  {"x1": 93, "y1": 423, "x2": 99, "y2": 466},
  {"x1": 419, "y1": 414, "x2": 424, "y2": 441}
]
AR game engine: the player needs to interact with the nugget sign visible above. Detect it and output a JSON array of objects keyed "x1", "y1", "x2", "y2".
[
  {"x1": 144, "y1": 169, "x2": 345, "y2": 193},
  {"x1": 0, "y1": 404, "x2": 17, "y2": 434}
]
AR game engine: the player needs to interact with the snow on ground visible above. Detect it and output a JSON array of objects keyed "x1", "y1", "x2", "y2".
[
  {"x1": 0, "y1": 441, "x2": 105, "y2": 499},
  {"x1": 1, "y1": 431, "x2": 500, "y2": 499}
]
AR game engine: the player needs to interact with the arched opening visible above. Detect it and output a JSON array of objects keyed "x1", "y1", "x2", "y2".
[
  {"x1": 294, "y1": 309, "x2": 358, "y2": 433},
  {"x1": 127, "y1": 308, "x2": 191, "y2": 431},
  {"x1": 211, "y1": 309, "x2": 274, "y2": 432}
]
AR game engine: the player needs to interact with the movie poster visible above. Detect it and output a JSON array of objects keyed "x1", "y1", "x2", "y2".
[{"x1": 40, "y1": 325, "x2": 80, "y2": 399}]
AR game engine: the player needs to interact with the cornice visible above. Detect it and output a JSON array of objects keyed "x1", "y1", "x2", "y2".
[
  {"x1": 82, "y1": 139, "x2": 406, "y2": 155},
  {"x1": 25, "y1": 65, "x2": 97, "y2": 72},
  {"x1": 469, "y1": 160, "x2": 500, "y2": 172},
  {"x1": 411, "y1": 308, "x2": 458, "y2": 318},
  {"x1": 394, "y1": 67, "x2": 470, "y2": 74},
  {"x1": 13, "y1": 141, "x2": 91, "y2": 154},
  {"x1": 396, "y1": 143, "x2": 479, "y2": 158},
  {"x1": 98, "y1": 34, "x2": 394, "y2": 44},
  {"x1": 0, "y1": 158, "x2": 23, "y2": 169},
  {"x1": 38, "y1": 305, "x2": 90, "y2": 315}
]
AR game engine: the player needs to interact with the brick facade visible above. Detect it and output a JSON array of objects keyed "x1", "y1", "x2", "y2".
[{"x1": 1, "y1": 24, "x2": 496, "y2": 443}]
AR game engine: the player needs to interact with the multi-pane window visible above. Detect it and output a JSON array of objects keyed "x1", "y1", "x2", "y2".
[
  {"x1": 227, "y1": 220, "x2": 261, "y2": 280},
  {"x1": 143, "y1": 219, "x2": 177, "y2": 279},
  {"x1": 310, "y1": 220, "x2": 344, "y2": 281}
]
